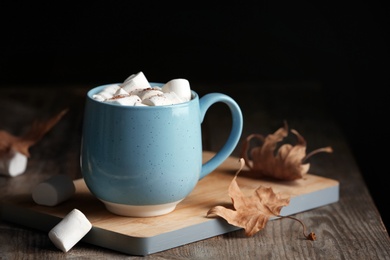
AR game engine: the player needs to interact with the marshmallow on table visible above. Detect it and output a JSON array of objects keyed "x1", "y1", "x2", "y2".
[
  {"x1": 0, "y1": 151, "x2": 28, "y2": 177},
  {"x1": 162, "y1": 78, "x2": 192, "y2": 102},
  {"x1": 32, "y1": 175, "x2": 75, "y2": 206},
  {"x1": 49, "y1": 208, "x2": 92, "y2": 252}
]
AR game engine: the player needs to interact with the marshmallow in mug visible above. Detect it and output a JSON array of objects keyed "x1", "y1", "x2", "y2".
[
  {"x1": 161, "y1": 78, "x2": 192, "y2": 102},
  {"x1": 106, "y1": 94, "x2": 143, "y2": 106},
  {"x1": 119, "y1": 71, "x2": 152, "y2": 93},
  {"x1": 91, "y1": 84, "x2": 120, "y2": 102},
  {"x1": 92, "y1": 71, "x2": 192, "y2": 106}
]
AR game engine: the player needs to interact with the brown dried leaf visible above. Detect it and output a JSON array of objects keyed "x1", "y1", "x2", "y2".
[
  {"x1": 0, "y1": 109, "x2": 68, "y2": 158},
  {"x1": 241, "y1": 121, "x2": 333, "y2": 180},
  {"x1": 207, "y1": 159, "x2": 290, "y2": 236}
]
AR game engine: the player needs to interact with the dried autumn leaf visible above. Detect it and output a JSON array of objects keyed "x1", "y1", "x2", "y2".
[
  {"x1": 241, "y1": 121, "x2": 333, "y2": 180},
  {"x1": 0, "y1": 109, "x2": 68, "y2": 158},
  {"x1": 207, "y1": 159, "x2": 290, "y2": 236}
]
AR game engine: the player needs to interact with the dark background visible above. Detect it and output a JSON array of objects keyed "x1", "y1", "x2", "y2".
[{"x1": 1, "y1": 2, "x2": 389, "y2": 230}]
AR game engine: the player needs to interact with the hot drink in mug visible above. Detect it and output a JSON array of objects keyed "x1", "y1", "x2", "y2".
[{"x1": 80, "y1": 72, "x2": 243, "y2": 217}]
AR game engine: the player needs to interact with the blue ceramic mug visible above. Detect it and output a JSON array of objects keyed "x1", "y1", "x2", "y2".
[{"x1": 80, "y1": 83, "x2": 243, "y2": 217}]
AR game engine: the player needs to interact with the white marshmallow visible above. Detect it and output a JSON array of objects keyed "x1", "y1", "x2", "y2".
[
  {"x1": 120, "y1": 71, "x2": 151, "y2": 93},
  {"x1": 96, "y1": 73, "x2": 193, "y2": 106},
  {"x1": 162, "y1": 78, "x2": 192, "y2": 101},
  {"x1": 135, "y1": 88, "x2": 164, "y2": 100},
  {"x1": 32, "y1": 175, "x2": 76, "y2": 206},
  {"x1": 0, "y1": 151, "x2": 28, "y2": 177},
  {"x1": 134, "y1": 101, "x2": 148, "y2": 106},
  {"x1": 163, "y1": 91, "x2": 185, "y2": 104},
  {"x1": 113, "y1": 87, "x2": 129, "y2": 96},
  {"x1": 92, "y1": 84, "x2": 120, "y2": 101},
  {"x1": 49, "y1": 209, "x2": 92, "y2": 252},
  {"x1": 91, "y1": 94, "x2": 105, "y2": 102},
  {"x1": 142, "y1": 92, "x2": 184, "y2": 106},
  {"x1": 122, "y1": 73, "x2": 135, "y2": 83},
  {"x1": 106, "y1": 94, "x2": 142, "y2": 106}
]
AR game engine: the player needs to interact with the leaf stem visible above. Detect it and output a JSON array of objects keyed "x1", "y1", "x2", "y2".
[
  {"x1": 235, "y1": 158, "x2": 245, "y2": 177},
  {"x1": 303, "y1": 146, "x2": 333, "y2": 162},
  {"x1": 276, "y1": 214, "x2": 316, "y2": 241}
]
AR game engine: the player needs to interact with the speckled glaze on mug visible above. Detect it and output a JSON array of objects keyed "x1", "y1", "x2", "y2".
[{"x1": 80, "y1": 83, "x2": 243, "y2": 217}]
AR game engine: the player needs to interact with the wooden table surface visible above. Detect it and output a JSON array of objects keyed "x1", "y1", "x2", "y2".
[{"x1": 1, "y1": 82, "x2": 389, "y2": 259}]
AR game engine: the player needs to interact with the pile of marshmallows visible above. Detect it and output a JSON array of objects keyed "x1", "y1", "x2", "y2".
[
  {"x1": 4, "y1": 72, "x2": 194, "y2": 253},
  {"x1": 93, "y1": 71, "x2": 192, "y2": 106}
]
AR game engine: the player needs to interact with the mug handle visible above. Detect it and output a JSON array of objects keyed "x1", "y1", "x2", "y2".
[{"x1": 199, "y1": 93, "x2": 243, "y2": 179}]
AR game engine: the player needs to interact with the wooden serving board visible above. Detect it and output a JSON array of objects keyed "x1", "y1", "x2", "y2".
[{"x1": 0, "y1": 152, "x2": 339, "y2": 256}]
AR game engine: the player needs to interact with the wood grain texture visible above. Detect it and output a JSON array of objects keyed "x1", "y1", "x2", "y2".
[
  {"x1": 1, "y1": 84, "x2": 389, "y2": 259},
  {"x1": 1, "y1": 151, "x2": 339, "y2": 256}
]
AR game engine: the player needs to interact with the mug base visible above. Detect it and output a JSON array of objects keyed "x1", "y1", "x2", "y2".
[{"x1": 100, "y1": 199, "x2": 184, "y2": 217}]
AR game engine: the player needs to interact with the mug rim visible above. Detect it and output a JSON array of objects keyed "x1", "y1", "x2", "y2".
[{"x1": 87, "y1": 82, "x2": 198, "y2": 109}]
